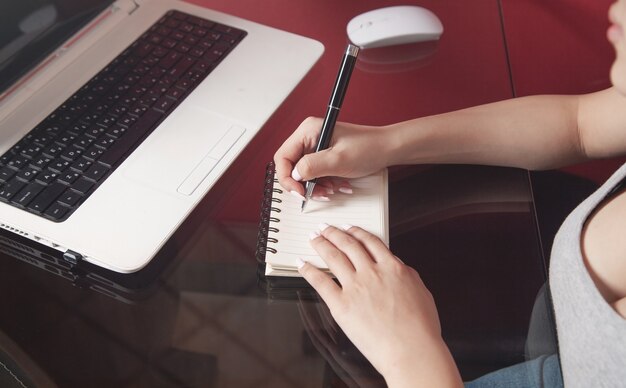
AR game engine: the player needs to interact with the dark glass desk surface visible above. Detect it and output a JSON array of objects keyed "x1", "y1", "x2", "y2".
[{"x1": 2, "y1": 0, "x2": 615, "y2": 386}]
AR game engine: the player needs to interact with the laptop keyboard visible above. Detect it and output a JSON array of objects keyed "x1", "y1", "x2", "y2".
[{"x1": 0, "y1": 10, "x2": 246, "y2": 222}]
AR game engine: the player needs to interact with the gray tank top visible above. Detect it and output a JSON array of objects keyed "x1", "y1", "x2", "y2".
[{"x1": 550, "y1": 164, "x2": 626, "y2": 387}]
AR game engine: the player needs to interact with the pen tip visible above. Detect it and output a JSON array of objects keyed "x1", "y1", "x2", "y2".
[{"x1": 301, "y1": 200, "x2": 306, "y2": 213}]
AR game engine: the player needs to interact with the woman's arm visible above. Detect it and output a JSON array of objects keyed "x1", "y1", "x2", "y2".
[
  {"x1": 275, "y1": 87, "x2": 626, "y2": 195},
  {"x1": 391, "y1": 88, "x2": 626, "y2": 170}
]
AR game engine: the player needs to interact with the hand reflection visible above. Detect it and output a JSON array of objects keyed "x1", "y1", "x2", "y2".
[{"x1": 297, "y1": 292, "x2": 385, "y2": 388}]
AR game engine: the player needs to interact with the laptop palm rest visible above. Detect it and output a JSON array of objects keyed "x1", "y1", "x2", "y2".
[{"x1": 122, "y1": 105, "x2": 245, "y2": 195}]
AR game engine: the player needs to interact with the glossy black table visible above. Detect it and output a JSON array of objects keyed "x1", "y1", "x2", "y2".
[
  {"x1": 0, "y1": 1, "x2": 560, "y2": 386},
  {"x1": 0, "y1": 163, "x2": 552, "y2": 387}
]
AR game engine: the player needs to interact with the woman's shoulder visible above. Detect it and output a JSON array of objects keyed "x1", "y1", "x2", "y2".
[{"x1": 581, "y1": 187, "x2": 626, "y2": 318}]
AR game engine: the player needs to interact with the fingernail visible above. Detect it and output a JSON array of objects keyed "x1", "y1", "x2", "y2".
[
  {"x1": 312, "y1": 195, "x2": 330, "y2": 202},
  {"x1": 318, "y1": 223, "x2": 330, "y2": 232},
  {"x1": 296, "y1": 258, "x2": 306, "y2": 269},
  {"x1": 339, "y1": 224, "x2": 353, "y2": 231},
  {"x1": 325, "y1": 187, "x2": 334, "y2": 195},
  {"x1": 290, "y1": 190, "x2": 305, "y2": 201},
  {"x1": 291, "y1": 167, "x2": 302, "y2": 182},
  {"x1": 309, "y1": 231, "x2": 320, "y2": 240},
  {"x1": 339, "y1": 187, "x2": 353, "y2": 194}
]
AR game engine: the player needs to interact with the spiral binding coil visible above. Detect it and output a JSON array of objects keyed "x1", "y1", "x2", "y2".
[{"x1": 255, "y1": 162, "x2": 283, "y2": 263}]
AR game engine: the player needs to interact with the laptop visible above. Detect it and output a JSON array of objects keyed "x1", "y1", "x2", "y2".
[{"x1": 0, "y1": 0, "x2": 324, "y2": 273}]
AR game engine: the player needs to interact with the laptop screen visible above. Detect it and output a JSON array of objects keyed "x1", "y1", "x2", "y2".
[{"x1": 0, "y1": 0, "x2": 115, "y2": 95}]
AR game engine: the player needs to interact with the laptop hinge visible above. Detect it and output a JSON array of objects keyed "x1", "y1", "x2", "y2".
[
  {"x1": 113, "y1": 0, "x2": 139, "y2": 15},
  {"x1": 129, "y1": 1, "x2": 140, "y2": 15},
  {"x1": 63, "y1": 250, "x2": 83, "y2": 266}
]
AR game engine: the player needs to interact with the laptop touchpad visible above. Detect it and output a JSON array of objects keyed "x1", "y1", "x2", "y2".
[{"x1": 122, "y1": 105, "x2": 245, "y2": 195}]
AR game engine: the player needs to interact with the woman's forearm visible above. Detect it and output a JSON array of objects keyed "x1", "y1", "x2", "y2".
[
  {"x1": 383, "y1": 337, "x2": 463, "y2": 388},
  {"x1": 387, "y1": 94, "x2": 584, "y2": 170}
]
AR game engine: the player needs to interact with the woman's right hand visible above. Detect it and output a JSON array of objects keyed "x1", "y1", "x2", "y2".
[{"x1": 273, "y1": 117, "x2": 396, "y2": 196}]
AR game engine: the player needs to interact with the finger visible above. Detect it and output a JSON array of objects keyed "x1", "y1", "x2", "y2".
[
  {"x1": 297, "y1": 259, "x2": 342, "y2": 307},
  {"x1": 274, "y1": 144, "x2": 306, "y2": 196},
  {"x1": 343, "y1": 226, "x2": 397, "y2": 264},
  {"x1": 309, "y1": 232, "x2": 356, "y2": 281},
  {"x1": 336, "y1": 180, "x2": 353, "y2": 195},
  {"x1": 320, "y1": 224, "x2": 376, "y2": 271},
  {"x1": 314, "y1": 178, "x2": 336, "y2": 196},
  {"x1": 274, "y1": 117, "x2": 325, "y2": 194},
  {"x1": 294, "y1": 148, "x2": 345, "y2": 182}
]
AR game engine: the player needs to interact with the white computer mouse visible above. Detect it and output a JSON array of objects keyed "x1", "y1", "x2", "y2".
[{"x1": 347, "y1": 5, "x2": 443, "y2": 49}]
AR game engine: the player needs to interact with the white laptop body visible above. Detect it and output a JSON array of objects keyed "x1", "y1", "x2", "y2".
[{"x1": 0, "y1": 0, "x2": 324, "y2": 272}]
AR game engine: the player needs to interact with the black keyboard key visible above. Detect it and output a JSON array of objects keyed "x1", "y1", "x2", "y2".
[
  {"x1": 83, "y1": 146, "x2": 105, "y2": 161},
  {"x1": 175, "y1": 78, "x2": 193, "y2": 91},
  {"x1": 56, "y1": 132, "x2": 78, "y2": 147},
  {"x1": 0, "y1": 180, "x2": 26, "y2": 201},
  {"x1": 58, "y1": 189, "x2": 82, "y2": 207},
  {"x1": 138, "y1": 93, "x2": 159, "y2": 106},
  {"x1": 71, "y1": 158, "x2": 93, "y2": 173},
  {"x1": 166, "y1": 88, "x2": 184, "y2": 100},
  {"x1": 7, "y1": 155, "x2": 29, "y2": 170},
  {"x1": 74, "y1": 135, "x2": 95, "y2": 150},
  {"x1": 9, "y1": 141, "x2": 27, "y2": 156},
  {"x1": 110, "y1": 104, "x2": 129, "y2": 117},
  {"x1": 27, "y1": 183, "x2": 66, "y2": 213},
  {"x1": 72, "y1": 178, "x2": 95, "y2": 195},
  {"x1": 106, "y1": 125, "x2": 128, "y2": 139},
  {"x1": 30, "y1": 156, "x2": 52, "y2": 170},
  {"x1": 86, "y1": 126, "x2": 106, "y2": 139},
  {"x1": 149, "y1": 83, "x2": 168, "y2": 97},
  {"x1": 117, "y1": 115, "x2": 137, "y2": 128},
  {"x1": 99, "y1": 108, "x2": 161, "y2": 167},
  {"x1": 153, "y1": 45, "x2": 170, "y2": 56},
  {"x1": 42, "y1": 145, "x2": 64, "y2": 158},
  {"x1": 153, "y1": 97, "x2": 176, "y2": 113},
  {"x1": 92, "y1": 102, "x2": 112, "y2": 115},
  {"x1": 44, "y1": 203, "x2": 68, "y2": 220},
  {"x1": 70, "y1": 122, "x2": 90, "y2": 135},
  {"x1": 194, "y1": 60, "x2": 213, "y2": 73},
  {"x1": 13, "y1": 182, "x2": 45, "y2": 207},
  {"x1": 128, "y1": 104, "x2": 148, "y2": 117},
  {"x1": 135, "y1": 42, "x2": 154, "y2": 57},
  {"x1": 36, "y1": 123, "x2": 62, "y2": 137},
  {"x1": 60, "y1": 147, "x2": 83, "y2": 161},
  {"x1": 16, "y1": 168, "x2": 39, "y2": 182},
  {"x1": 21, "y1": 145, "x2": 43, "y2": 159},
  {"x1": 84, "y1": 164, "x2": 109, "y2": 182},
  {"x1": 80, "y1": 112, "x2": 100, "y2": 124},
  {"x1": 176, "y1": 42, "x2": 192, "y2": 53},
  {"x1": 59, "y1": 171, "x2": 80, "y2": 185},
  {"x1": 31, "y1": 134, "x2": 53, "y2": 147},
  {"x1": 97, "y1": 115, "x2": 116, "y2": 128},
  {"x1": 36, "y1": 170, "x2": 59, "y2": 185},
  {"x1": 0, "y1": 168, "x2": 16, "y2": 182},
  {"x1": 96, "y1": 136, "x2": 116, "y2": 149},
  {"x1": 167, "y1": 56, "x2": 195, "y2": 78},
  {"x1": 49, "y1": 160, "x2": 71, "y2": 173}
]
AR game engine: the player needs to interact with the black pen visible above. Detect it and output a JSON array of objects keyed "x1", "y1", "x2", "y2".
[{"x1": 301, "y1": 44, "x2": 359, "y2": 212}]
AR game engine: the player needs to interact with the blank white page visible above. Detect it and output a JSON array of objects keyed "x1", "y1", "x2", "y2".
[{"x1": 264, "y1": 169, "x2": 388, "y2": 276}]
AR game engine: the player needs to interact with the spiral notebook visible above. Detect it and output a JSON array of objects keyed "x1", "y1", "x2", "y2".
[{"x1": 256, "y1": 164, "x2": 389, "y2": 277}]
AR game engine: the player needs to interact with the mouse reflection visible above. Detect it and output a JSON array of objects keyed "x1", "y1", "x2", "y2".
[{"x1": 351, "y1": 39, "x2": 440, "y2": 74}]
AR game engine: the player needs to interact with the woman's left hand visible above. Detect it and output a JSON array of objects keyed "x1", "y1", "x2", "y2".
[{"x1": 298, "y1": 224, "x2": 463, "y2": 388}]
